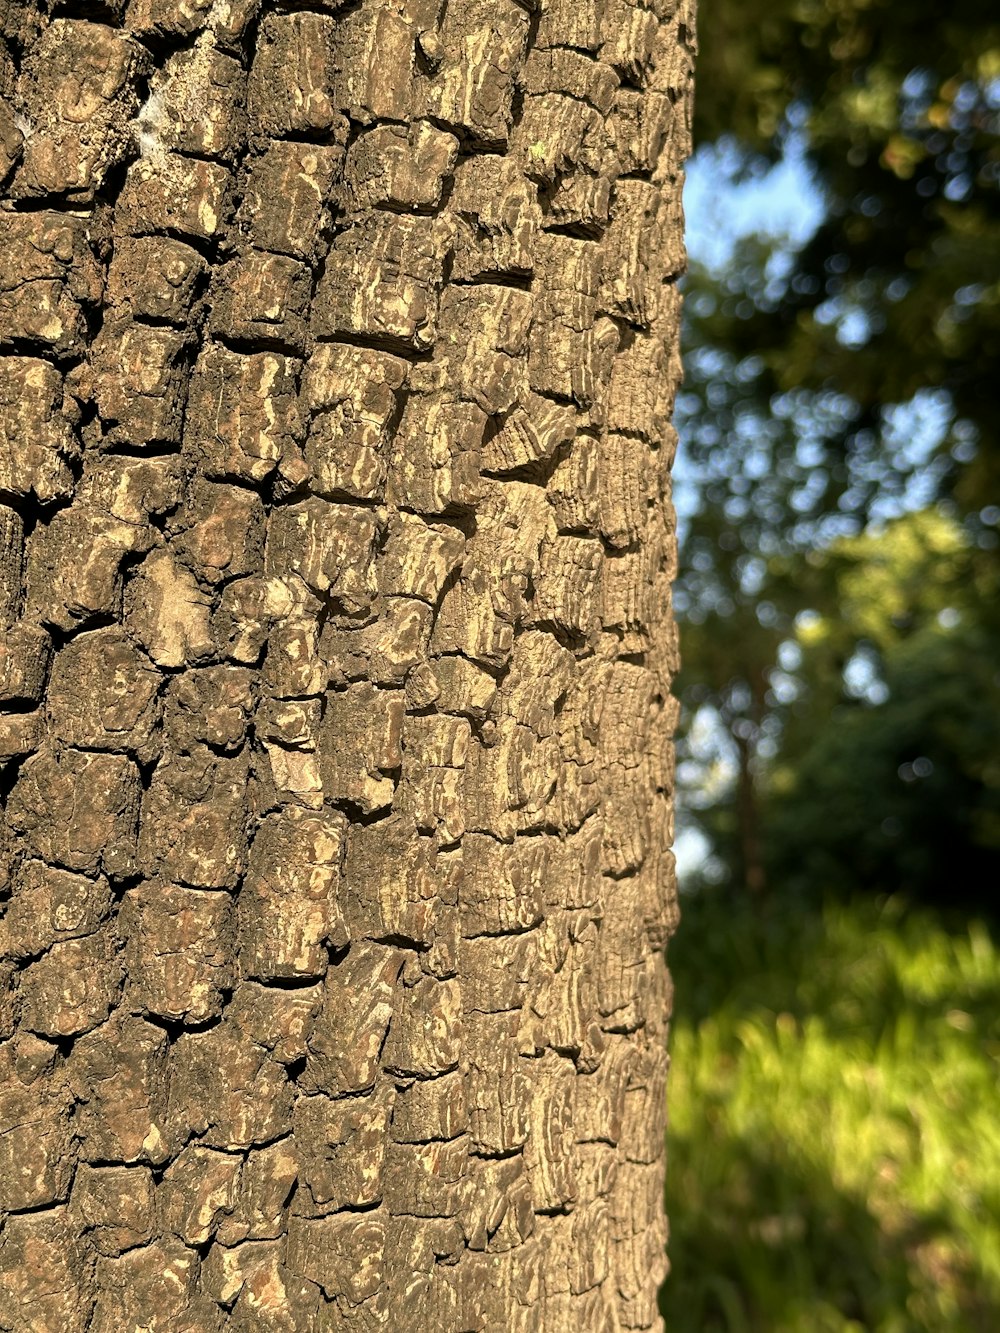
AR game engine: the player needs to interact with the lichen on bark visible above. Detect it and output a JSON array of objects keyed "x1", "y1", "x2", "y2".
[{"x1": 0, "y1": 0, "x2": 693, "y2": 1327}]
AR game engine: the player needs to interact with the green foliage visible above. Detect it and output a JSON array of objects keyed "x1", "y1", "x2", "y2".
[
  {"x1": 678, "y1": 503, "x2": 1000, "y2": 906},
  {"x1": 662, "y1": 893, "x2": 1000, "y2": 1331},
  {"x1": 760, "y1": 510, "x2": 1000, "y2": 903},
  {"x1": 693, "y1": 0, "x2": 1000, "y2": 506}
]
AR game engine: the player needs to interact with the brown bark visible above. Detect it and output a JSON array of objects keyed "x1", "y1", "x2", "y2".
[{"x1": 0, "y1": 1, "x2": 693, "y2": 1328}]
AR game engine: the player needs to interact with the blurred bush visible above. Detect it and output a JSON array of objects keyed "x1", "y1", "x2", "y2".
[
  {"x1": 680, "y1": 506, "x2": 1000, "y2": 907},
  {"x1": 762, "y1": 510, "x2": 1000, "y2": 903}
]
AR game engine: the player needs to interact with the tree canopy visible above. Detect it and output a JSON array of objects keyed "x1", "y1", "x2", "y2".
[{"x1": 695, "y1": 0, "x2": 1000, "y2": 505}]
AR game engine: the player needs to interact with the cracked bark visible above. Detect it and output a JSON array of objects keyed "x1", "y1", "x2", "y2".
[{"x1": 0, "y1": 0, "x2": 693, "y2": 1328}]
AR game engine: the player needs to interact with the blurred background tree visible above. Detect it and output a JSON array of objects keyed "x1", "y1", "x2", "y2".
[{"x1": 675, "y1": 0, "x2": 1000, "y2": 908}]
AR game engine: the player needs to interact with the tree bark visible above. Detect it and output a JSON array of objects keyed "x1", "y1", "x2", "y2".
[{"x1": 0, "y1": 1, "x2": 693, "y2": 1328}]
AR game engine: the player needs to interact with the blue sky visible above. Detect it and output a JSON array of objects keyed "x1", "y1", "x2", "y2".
[{"x1": 684, "y1": 137, "x2": 825, "y2": 271}]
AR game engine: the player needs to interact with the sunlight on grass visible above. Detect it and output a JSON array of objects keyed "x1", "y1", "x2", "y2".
[{"x1": 662, "y1": 896, "x2": 1000, "y2": 1332}]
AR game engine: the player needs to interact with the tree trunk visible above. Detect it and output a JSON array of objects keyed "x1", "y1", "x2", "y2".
[
  {"x1": 734, "y1": 680, "x2": 767, "y2": 898},
  {"x1": 0, "y1": 1, "x2": 693, "y2": 1328}
]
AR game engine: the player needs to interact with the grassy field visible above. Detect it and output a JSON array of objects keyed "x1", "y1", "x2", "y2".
[{"x1": 660, "y1": 893, "x2": 1000, "y2": 1332}]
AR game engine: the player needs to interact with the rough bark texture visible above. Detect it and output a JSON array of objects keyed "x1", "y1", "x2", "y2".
[{"x1": 0, "y1": 0, "x2": 692, "y2": 1328}]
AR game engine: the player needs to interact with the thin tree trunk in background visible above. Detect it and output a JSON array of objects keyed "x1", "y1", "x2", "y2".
[
  {"x1": 735, "y1": 724, "x2": 766, "y2": 897},
  {"x1": 0, "y1": 0, "x2": 693, "y2": 1328}
]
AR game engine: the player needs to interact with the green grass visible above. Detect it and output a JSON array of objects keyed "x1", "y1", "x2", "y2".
[{"x1": 661, "y1": 893, "x2": 1000, "y2": 1332}]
